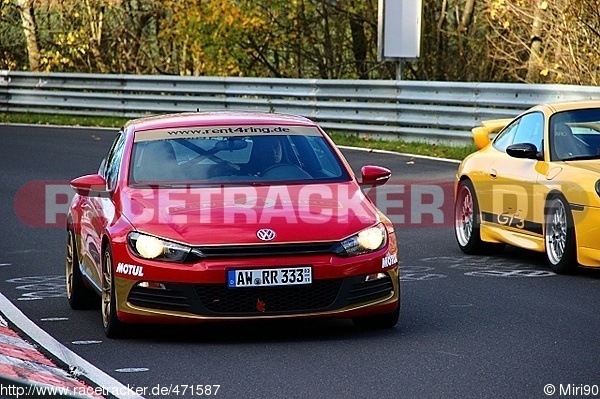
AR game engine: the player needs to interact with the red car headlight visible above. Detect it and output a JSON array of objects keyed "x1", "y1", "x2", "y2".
[
  {"x1": 127, "y1": 232, "x2": 195, "y2": 262},
  {"x1": 338, "y1": 223, "x2": 387, "y2": 256}
]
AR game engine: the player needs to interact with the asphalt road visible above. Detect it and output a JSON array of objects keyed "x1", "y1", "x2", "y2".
[{"x1": 1, "y1": 125, "x2": 599, "y2": 399}]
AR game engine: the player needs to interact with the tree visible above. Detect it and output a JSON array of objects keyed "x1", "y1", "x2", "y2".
[
  {"x1": 1, "y1": 0, "x2": 598, "y2": 84},
  {"x1": 484, "y1": 0, "x2": 600, "y2": 84},
  {"x1": 15, "y1": 0, "x2": 40, "y2": 71},
  {"x1": 0, "y1": 1, "x2": 26, "y2": 69},
  {"x1": 410, "y1": 0, "x2": 496, "y2": 81}
]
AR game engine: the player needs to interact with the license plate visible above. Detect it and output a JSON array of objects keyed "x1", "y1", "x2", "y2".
[{"x1": 227, "y1": 267, "x2": 312, "y2": 288}]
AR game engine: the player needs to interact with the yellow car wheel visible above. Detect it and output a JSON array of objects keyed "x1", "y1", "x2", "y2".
[
  {"x1": 544, "y1": 196, "x2": 577, "y2": 274},
  {"x1": 455, "y1": 179, "x2": 504, "y2": 255}
]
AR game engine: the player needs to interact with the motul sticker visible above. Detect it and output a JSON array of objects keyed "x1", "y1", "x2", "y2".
[
  {"x1": 382, "y1": 253, "x2": 398, "y2": 268},
  {"x1": 116, "y1": 263, "x2": 144, "y2": 277}
]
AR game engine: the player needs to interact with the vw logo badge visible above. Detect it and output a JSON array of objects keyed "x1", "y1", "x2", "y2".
[{"x1": 256, "y1": 228, "x2": 276, "y2": 241}]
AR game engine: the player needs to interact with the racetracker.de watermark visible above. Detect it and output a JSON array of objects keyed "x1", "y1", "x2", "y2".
[
  {"x1": 14, "y1": 180, "x2": 456, "y2": 229},
  {"x1": 0, "y1": 382, "x2": 221, "y2": 398}
]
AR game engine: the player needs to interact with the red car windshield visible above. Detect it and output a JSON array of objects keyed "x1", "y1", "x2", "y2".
[{"x1": 129, "y1": 132, "x2": 350, "y2": 186}]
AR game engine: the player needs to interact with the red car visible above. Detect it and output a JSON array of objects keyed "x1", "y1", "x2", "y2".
[{"x1": 66, "y1": 112, "x2": 399, "y2": 337}]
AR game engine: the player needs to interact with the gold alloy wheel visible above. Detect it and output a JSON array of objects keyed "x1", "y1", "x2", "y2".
[
  {"x1": 101, "y1": 250, "x2": 112, "y2": 329},
  {"x1": 65, "y1": 231, "x2": 74, "y2": 300}
]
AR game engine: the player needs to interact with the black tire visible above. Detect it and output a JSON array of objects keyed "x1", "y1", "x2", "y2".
[
  {"x1": 66, "y1": 229, "x2": 98, "y2": 310},
  {"x1": 101, "y1": 245, "x2": 128, "y2": 338},
  {"x1": 454, "y1": 179, "x2": 505, "y2": 255},
  {"x1": 352, "y1": 301, "x2": 400, "y2": 329},
  {"x1": 544, "y1": 195, "x2": 578, "y2": 274}
]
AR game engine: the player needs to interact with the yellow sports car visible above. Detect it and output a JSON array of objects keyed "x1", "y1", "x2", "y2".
[{"x1": 455, "y1": 100, "x2": 600, "y2": 274}]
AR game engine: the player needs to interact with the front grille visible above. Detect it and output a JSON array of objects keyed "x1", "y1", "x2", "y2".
[
  {"x1": 346, "y1": 276, "x2": 394, "y2": 305},
  {"x1": 128, "y1": 285, "x2": 191, "y2": 312},
  {"x1": 127, "y1": 273, "x2": 394, "y2": 316},
  {"x1": 194, "y1": 279, "x2": 343, "y2": 315},
  {"x1": 189, "y1": 242, "x2": 339, "y2": 259}
]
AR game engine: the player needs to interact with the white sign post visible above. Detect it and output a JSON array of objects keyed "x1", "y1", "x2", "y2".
[{"x1": 377, "y1": 0, "x2": 423, "y2": 80}]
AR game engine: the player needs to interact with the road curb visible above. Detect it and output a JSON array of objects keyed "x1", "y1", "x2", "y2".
[{"x1": 0, "y1": 293, "x2": 143, "y2": 399}]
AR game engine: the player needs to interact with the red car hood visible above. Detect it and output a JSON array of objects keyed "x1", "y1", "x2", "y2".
[{"x1": 120, "y1": 182, "x2": 380, "y2": 245}]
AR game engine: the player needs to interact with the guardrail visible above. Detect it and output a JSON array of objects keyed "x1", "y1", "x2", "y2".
[{"x1": 1, "y1": 71, "x2": 600, "y2": 144}]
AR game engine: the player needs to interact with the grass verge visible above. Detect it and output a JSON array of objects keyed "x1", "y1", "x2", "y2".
[
  {"x1": 327, "y1": 133, "x2": 476, "y2": 161},
  {"x1": 0, "y1": 112, "x2": 128, "y2": 128},
  {"x1": 0, "y1": 112, "x2": 477, "y2": 160}
]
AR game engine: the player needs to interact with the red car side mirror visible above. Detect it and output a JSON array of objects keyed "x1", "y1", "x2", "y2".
[
  {"x1": 70, "y1": 174, "x2": 108, "y2": 197},
  {"x1": 360, "y1": 165, "x2": 391, "y2": 186}
]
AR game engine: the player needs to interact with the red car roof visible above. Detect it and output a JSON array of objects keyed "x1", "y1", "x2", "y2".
[{"x1": 126, "y1": 111, "x2": 317, "y2": 133}]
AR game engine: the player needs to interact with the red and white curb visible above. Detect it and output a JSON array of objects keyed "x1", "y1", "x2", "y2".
[{"x1": 0, "y1": 293, "x2": 143, "y2": 398}]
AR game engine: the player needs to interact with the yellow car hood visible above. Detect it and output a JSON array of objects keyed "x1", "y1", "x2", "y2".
[{"x1": 564, "y1": 160, "x2": 600, "y2": 174}]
